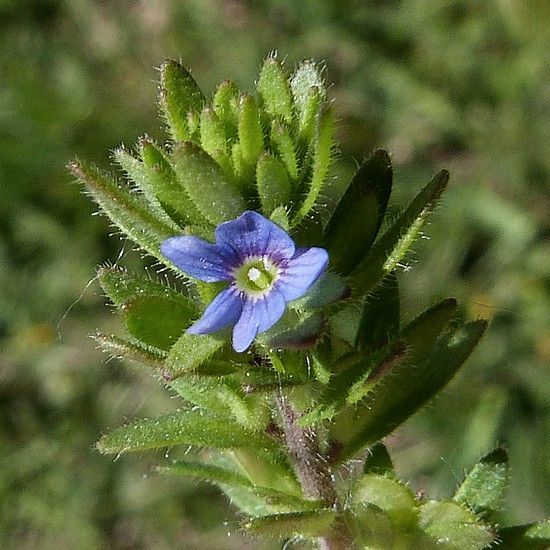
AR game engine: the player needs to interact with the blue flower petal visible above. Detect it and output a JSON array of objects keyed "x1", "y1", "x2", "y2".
[
  {"x1": 215, "y1": 210, "x2": 295, "y2": 262},
  {"x1": 232, "y1": 298, "x2": 259, "y2": 352},
  {"x1": 187, "y1": 286, "x2": 243, "y2": 334},
  {"x1": 276, "y1": 247, "x2": 329, "y2": 302},
  {"x1": 255, "y1": 289, "x2": 286, "y2": 333},
  {"x1": 231, "y1": 290, "x2": 286, "y2": 352},
  {"x1": 161, "y1": 235, "x2": 234, "y2": 282}
]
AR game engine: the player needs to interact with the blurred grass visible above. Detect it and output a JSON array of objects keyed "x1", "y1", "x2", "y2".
[{"x1": 0, "y1": 0, "x2": 548, "y2": 546}]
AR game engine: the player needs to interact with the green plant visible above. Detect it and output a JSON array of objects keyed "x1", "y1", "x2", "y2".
[{"x1": 70, "y1": 57, "x2": 549, "y2": 549}]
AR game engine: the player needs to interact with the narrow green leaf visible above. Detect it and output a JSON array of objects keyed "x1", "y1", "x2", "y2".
[
  {"x1": 257, "y1": 56, "x2": 293, "y2": 125},
  {"x1": 113, "y1": 147, "x2": 181, "y2": 230},
  {"x1": 165, "y1": 331, "x2": 225, "y2": 377},
  {"x1": 98, "y1": 266, "x2": 197, "y2": 351},
  {"x1": 355, "y1": 273, "x2": 400, "y2": 351},
  {"x1": 352, "y1": 474, "x2": 418, "y2": 529},
  {"x1": 337, "y1": 320, "x2": 487, "y2": 462},
  {"x1": 363, "y1": 443, "x2": 394, "y2": 476},
  {"x1": 256, "y1": 152, "x2": 292, "y2": 215},
  {"x1": 199, "y1": 106, "x2": 233, "y2": 178},
  {"x1": 269, "y1": 205, "x2": 290, "y2": 231},
  {"x1": 300, "y1": 341, "x2": 407, "y2": 426},
  {"x1": 294, "y1": 104, "x2": 334, "y2": 225},
  {"x1": 97, "y1": 265, "x2": 194, "y2": 308},
  {"x1": 171, "y1": 141, "x2": 246, "y2": 225},
  {"x1": 122, "y1": 295, "x2": 194, "y2": 351},
  {"x1": 297, "y1": 86, "x2": 322, "y2": 149},
  {"x1": 159, "y1": 60, "x2": 205, "y2": 142},
  {"x1": 498, "y1": 520, "x2": 550, "y2": 550},
  {"x1": 138, "y1": 137, "x2": 206, "y2": 225},
  {"x1": 453, "y1": 448, "x2": 509, "y2": 518},
  {"x1": 237, "y1": 94, "x2": 264, "y2": 185},
  {"x1": 419, "y1": 501, "x2": 495, "y2": 549},
  {"x1": 233, "y1": 448, "x2": 302, "y2": 496},
  {"x1": 290, "y1": 60, "x2": 326, "y2": 117},
  {"x1": 169, "y1": 375, "x2": 233, "y2": 416},
  {"x1": 96, "y1": 409, "x2": 273, "y2": 454},
  {"x1": 324, "y1": 150, "x2": 393, "y2": 274},
  {"x1": 212, "y1": 80, "x2": 239, "y2": 140},
  {"x1": 244, "y1": 510, "x2": 337, "y2": 538},
  {"x1": 351, "y1": 170, "x2": 449, "y2": 296},
  {"x1": 68, "y1": 159, "x2": 177, "y2": 262},
  {"x1": 159, "y1": 460, "x2": 316, "y2": 512},
  {"x1": 93, "y1": 332, "x2": 167, "y2": 369},
  {"x1": 270, "y1": 121, "x2": 299, "y2": 180}
]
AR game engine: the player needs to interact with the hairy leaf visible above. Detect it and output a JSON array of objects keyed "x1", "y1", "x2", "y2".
[
  {"x1": 159, "y1": 60, "x2": 205, "y2": 142},
  {"x1": 453, "y1": 447, "x2": 509, "y2": 518},
  {"x1": 68, "y1": 159, "x2": 177, "y2": 263},
  {"x1": 244, "y1": 509, "x2": 337, "y2": 538},
  {"x1": 256, "y1": 153, "x2": 292, "y2": 216},
  {"x1": 351, "y1": 170, "x2": 449, "y2": 296},
  {"x1": 171, "y1": 141, "x2": 246, "y2": 225},
  {"x1": 325, "y1": 150, "x2": 393, "y2": 274},
  {"x1": 96, "y1": 409, "x2": 273, "y2": 454},
  {"x1": 165, "y1": 331, "x2": 225, "y2": 377},
  {"x1": 257, "y1": 56, "x2": 293, "y2": 125}
]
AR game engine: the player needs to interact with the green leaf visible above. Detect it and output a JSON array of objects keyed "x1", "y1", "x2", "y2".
[
  {"x1": 270, "y1": 121, "x2": 299, "y2": 181},
  {"x1": 363, "y1": 443, "x2": 394, "y2": 476},
  {"x1": 237, "y1": 93, "x2": 264, "y2": 185},
  {"x1": 351, "y1": 170, "x2": 449, "y2": 296},
  {"x1": 159, "y1": 460, "x2": 316, "y2": 512},
  {"x1": 233, "y1": 448, "x2": 302, "y2": 496},
  {"x1": 300, "y1": 341, "x2": 407, "y2": 426},
  {"x1": 256, "y1": 152, "x2": 292, "y2": 216},
  {"x1": 68, "y1": 159, "x2": 177, "y2": 263},
  {"x1": 290, "y1": 60, "x2": 325, "y2": 118},
  {"x1": 93, "y1": 332, "x2": 167, "y2": 370},
  {"x1": 337, "y1": 320, "x2": 487, "y2": 462},
  {"x1": 294, "y1": 104, "x2": 334, "y2": 225},
  {"x1": 98, "y1": 266, "x2": 197, "y2": 350},
  {"x1": 171, "y1": 141, "x2": 246, "y2": 225},
  {"x1": 257, "y1": 56, "x2": 293, "y2": 125},
  {"x1": 159, "y1": 60, "x2": 205, "y2": 142},
  {"x1": 297, "y1": 86, "x2": 322, "y2": 149},
  {"x1": 122, "y1": 295, "x2": 194, "y2": 351},
  {"x1": 244, "y1": 510, "x2": 337, "y2": 538},
  {"x1": 199, "y1": 106, "x2": 233, "y2": 178},
  {"x1": 498, "y1": 520, "x2": 550, "y2": 550},
  {"x1": 212, "y1": 80, "x2": 239, "y2": 140},
  {"x1": 97, "y1": 265, "x2": 194, "y2": 308},
  {"x1": 419, "y1": 501, "x2": 495, "y2": 549},
  {"x1": 453, "y1": 448, "x2": 509, "y2": 518},
  {"x1": 169, "y1": 375, "x2": 233, "y2": 416},
  {"x1": 96, "y1": 409, "x2": 273, "y2": 454},
  {"x1": 138, "y1": 137, "x2": 206, "y2": 225},
  {"x1": 324, "y1": 150, "x2": 393, "y2": 274},
  {"x1": 355, "y1": 273, "x2": 400, "y2": 350},
  {"x1": 165, "y1": 331, "x2": 225, "y2": 377},
  {"x1": 269, "y1": 205, "x2": 290, "y2": 231},
  {"x1": 112, "y1": 147, "x2": 181, "y2": 230},
  {"x1": 351, "y1": 474, "x2": 418, "y2": 529}
]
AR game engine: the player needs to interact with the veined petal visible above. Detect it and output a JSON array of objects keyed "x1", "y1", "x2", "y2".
[
  {"x1": 255, "y1": 289, "x2": 286, "y2": 333},
  {"x1": 232, "y1": 298, "x2": 259, "y2": 352},
  {"x1": 187, "y1": 286, "x2": 243, "y2": 334},
  {"x1": 231, "y1": 290, "x2": 286, "y2": 352},
  {"x1": 161, "y1": 235, "x2": 234, "y2": 282},
  {"x1": 215, "y1": 210, "x2": 295, "y2": 262},
  {"x1": 276, "y1": 247, "x2": 329, "y2": 302}
]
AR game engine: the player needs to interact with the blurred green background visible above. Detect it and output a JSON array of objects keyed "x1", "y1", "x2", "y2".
[{"x1": 1, "y1": 1, "x2": 548, "y2": 547}]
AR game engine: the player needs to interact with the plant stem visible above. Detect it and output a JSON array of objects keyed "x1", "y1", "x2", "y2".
[{"x1": 275, "y1": 394, "x2": 350, "y2": 549}]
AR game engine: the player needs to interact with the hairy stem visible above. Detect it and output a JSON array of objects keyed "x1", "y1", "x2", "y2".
[{"x1": 276, "y1": 394, "x2": 350, "y2": 549}]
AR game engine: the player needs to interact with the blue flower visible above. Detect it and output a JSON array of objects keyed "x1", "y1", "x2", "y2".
[{"x1": 161, "y1": 211, "x2": 329, "y2": 352}]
